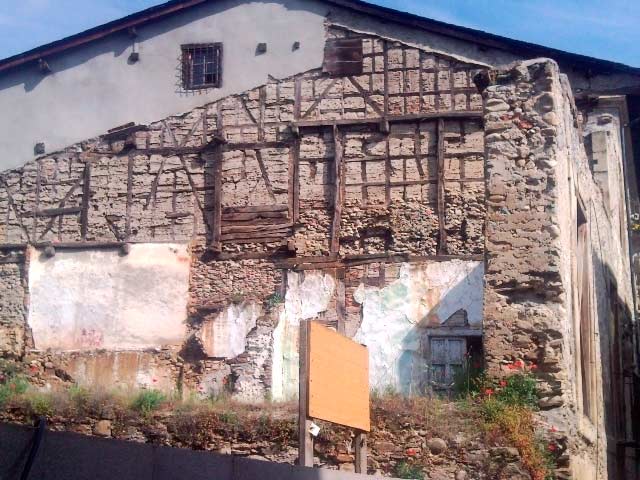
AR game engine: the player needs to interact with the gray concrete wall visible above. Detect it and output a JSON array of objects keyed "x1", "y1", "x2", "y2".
[
  {"x1": 0, "y1": 422, "x2": 395, "y2": 480},
  {"x1": 2, "y1": 0, "x2": 639, "y2": 171}
]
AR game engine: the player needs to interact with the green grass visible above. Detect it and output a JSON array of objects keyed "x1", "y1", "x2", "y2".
[
  {"x1": 131, "y1": 389, "x2": 166, "y2": 416},
  {"x1": 394, "y1": 461, "x2": 424, "y2": 479}
]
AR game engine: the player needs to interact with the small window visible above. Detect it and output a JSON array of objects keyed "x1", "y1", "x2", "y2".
[{"x1": 181, "y1": 43, "x2": 222, "y2": 90}]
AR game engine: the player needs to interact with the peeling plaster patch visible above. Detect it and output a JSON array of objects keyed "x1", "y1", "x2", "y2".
[
  {"x1": 199, "y1": 302, "x2": 262, "y2": 359},
  {"x1": 28, "y1": 244, "x2": 190, "y2": 351},
  {"x1": 354, "y1": 261, "x2": 483, "y2": 393},
  {"x1": 271, "y1": 271, "x2": 335, "y2": 401},
  {"x1": 61, "y1": 351, "x2": 178, "y2": 392}
]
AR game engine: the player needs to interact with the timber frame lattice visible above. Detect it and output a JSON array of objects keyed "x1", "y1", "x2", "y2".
[{"x1": 0, "y1": 27, "x2": 487, "y2": 272}]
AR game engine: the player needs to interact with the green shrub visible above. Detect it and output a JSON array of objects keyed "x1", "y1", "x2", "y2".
[
  {"x1": 217, "y1": 410, "x2": 239, "y2": 425},
  {"x1": 266, "y1": 292, "x2": 284, "y2": 308},
  {"x1": 68, "y1": 384, "x2": 90, "y2": 408},
  {"x1": 394, "y1": 461, "x2": 423, "y2": 479},
  {"x1": 28, "y1": 393, "x2": 53, "y2": 417},
  {"x1": 452, "y1": 361, "x2": 484, "y2": 399},
  {"x1": 131, "y1": 389, "x2": 166, "y2": 415},
  {"x1": 0, "y1": 374, "x2": 28, "y2": 407},
  {"x1": 495, "y1": 373, "x2": 537, "y2": 408}
]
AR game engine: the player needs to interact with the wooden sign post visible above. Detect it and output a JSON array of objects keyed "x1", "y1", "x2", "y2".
[
  {"x1": 299, "y1": 320, "x2": 370, "y2": 473},
  {"x1": 298, "y1": 320, "x2": 314, "y2": 467}
]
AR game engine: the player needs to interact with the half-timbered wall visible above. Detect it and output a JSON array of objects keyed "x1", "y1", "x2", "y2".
[{"x1": 0, "y1": 27, "x2": 487, "y2": 399}]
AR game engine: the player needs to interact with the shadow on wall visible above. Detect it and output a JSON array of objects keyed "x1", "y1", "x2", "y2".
[
  {"x1": 591, "y1": 255, "x2": 639, "y2": 480},
  {"x1": 0, "y1": 0, "x2": 326, "y2": 93},
  {"x1": 398, "y1": 262, "x2": 483, "y2": 395},
  {"x1": 357, "y1": 261, "x2": 483, "y2": 396}
]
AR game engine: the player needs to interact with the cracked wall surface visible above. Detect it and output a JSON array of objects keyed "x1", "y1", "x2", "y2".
[
  {"x1": 0, "y1": 26, "x2": 488, "y2": 401},
  {"x1": 353, "y1": 260, "x2": 483, "y2": 394}
]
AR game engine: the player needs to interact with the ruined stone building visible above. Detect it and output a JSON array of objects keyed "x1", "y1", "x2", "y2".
[{"x1": 0, "y1": 0, "x2": 639, "y2": 478}]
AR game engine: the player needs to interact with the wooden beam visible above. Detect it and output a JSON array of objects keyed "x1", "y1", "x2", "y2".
[
  {"x1": 32, "y1": 160, "x2": 42, "y2": 240},
  {"x1": 291, "y1": 137, "x2": 300, "y2": 223},
  {"x1": 221, "y1": 236, "x2": 285, "y2": 244},
  {"x1": 222, "y1": 205, "x2": 288, "y2": 214},
  {"x1": 330, "y1": 125, "x2": 344, "y2": 254},
  {"x1": 355, "y1": 432, "x2": 367, "y2": 474},
  {"x1": 294, "y1": 111, "x2": 482, "y2": 128},
  {"x1": 221, "y1": 223, "x2": 293, "y2": 234},
  {"x1": 383, "y1": 40, "x2": 389, "y2": 117},
  {"x1": 254, "y1": 150, "x2": 276, "y2": 202},
  {"x1": 33, "y1": 241, "x2": 125, "y2": 250},
  {"x1": 336, "y1": 269, "x2": 346, "y2": 335},
  {"x1": 222, "y1": 141, "x2": 290, "y2": 151},
  {"x1": 80, "y1": 162, "x2": 91, "y2": 240},
  {"x1": 36, "y1": 176, "x2": 83, "y2": 241},
  {"x1": 125, "y1": 153, "x2": 133, "y2": 239},
  {"x1": 298, "y1": 319, "x2": 314, "y2": 467},
  {"x1": 437, "y1": 118, "x2": 447, "y2": 255},
  {"x1": 301, "y1": 78, "x2": 338, "y2": 119},
  {"x1": 222, "y1": 212, "x2": 288, "y2": 222},
  {"x1": 211, "y1": 150, "x2": 222, "y2": 252},
  {"x1": 0, "y1": 243, "x2": 28, "y2": 250},
  {"x1": 22, "y1": 206, "x2": 82, "y2": 218},
  {"x1": 346, "y1": 76, "x2": 384, "y2": 116},
  {"x1": 259, "y1": 86, "x2": 266, "y2": 142}
]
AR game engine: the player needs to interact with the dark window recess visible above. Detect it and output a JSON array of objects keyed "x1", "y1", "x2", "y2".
[
  {"x1": 181, "y1": 43, "x2": 222, "y2": 90},
  {"x1": 322, "y1": 38, "x2": 363, "y2": 76}
]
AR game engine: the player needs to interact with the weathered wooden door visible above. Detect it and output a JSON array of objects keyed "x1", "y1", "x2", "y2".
[{"x1": 428, "y1": 337, "x2": 466, "y2": 393}]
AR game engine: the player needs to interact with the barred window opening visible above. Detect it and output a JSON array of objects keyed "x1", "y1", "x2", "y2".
[{"x1": 181, "y1": 43, "x2": 222, "y2": 90}]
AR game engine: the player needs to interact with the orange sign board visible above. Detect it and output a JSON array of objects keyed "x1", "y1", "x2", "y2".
[{"x1": 307, "y1": 321, "x2": 370, "y2": 432}]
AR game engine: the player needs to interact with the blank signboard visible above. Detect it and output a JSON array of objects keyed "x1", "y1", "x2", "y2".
[{"x1": 307, "y1": 321, "x2": 370, "y2": 432}]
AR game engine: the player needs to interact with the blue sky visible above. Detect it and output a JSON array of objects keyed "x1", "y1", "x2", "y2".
[{"x1": 0, "y1": 0, "x2": 638, "y2": 66}]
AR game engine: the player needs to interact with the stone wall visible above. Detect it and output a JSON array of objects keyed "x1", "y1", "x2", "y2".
[
  {"x1": 0, "y1": 26, "x2": 488, "y2": 401},
  {"x1": 0, "y1": 249, "x2": 27, "y2": 358},
  {"x1": 480, "y1": 59, "x2": 635, "y2": 480}
]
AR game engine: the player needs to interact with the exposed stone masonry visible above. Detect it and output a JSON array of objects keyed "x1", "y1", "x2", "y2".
[{"x1": 480, "y1": 59, "x2": 635, "y2": 479}]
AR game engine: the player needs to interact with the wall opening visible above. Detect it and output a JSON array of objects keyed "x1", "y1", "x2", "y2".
[{"x1": 576, "y1": 201, "x2": 596, "y2": 422}]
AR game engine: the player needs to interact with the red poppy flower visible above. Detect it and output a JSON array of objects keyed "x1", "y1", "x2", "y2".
[
  {"x1": 406, "y1": 448, "x2": 417, "y2": 456},
  {"x1": 499, "y1": 380, "x2": 507, "y2": 387},
  {"x1": 548, "y1": 443, "x2": 557, "y2": 452},
  {"x1": 514, "y1": 360, "x2": 524, "y2": 368},
  {"x1": 484, "y1": 388, "x2": 494, "y2": 396}
]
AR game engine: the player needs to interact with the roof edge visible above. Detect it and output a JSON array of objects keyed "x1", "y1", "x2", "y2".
[
  {"x1": 0, "y1": 0, "x2": 207, "y2": 74},
  {"x1": 325, "y1": 0, "x2": 640, "y2": 76},
  {"x1": 0, "y1": 0, "x2": 639, "y2": 77}
]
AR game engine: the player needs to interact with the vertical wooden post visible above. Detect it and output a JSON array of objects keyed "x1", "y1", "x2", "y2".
[
  {"x1": 330, "y1": 125, "x2": 344, "y2": 254},
  {"x1": 336, "y1": 267, "x2": 346, "y2": 335},
  {"x1": 80, "y1": 160, "x2": 91, "y2": 240},
  {"x1": 436, "y1": 118, "x2": 447, "y2": 254},
  {"x1": 355, "y1": 431, "x2": 367, "y2": 474},
  {"x1": 298, "y1": 320, "x2": 314, "y2": 467},
  {"x1": 211, "y1": 149, "x2": 222, "y2": 252}
]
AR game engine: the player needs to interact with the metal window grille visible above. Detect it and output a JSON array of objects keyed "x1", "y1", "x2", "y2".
[{"x1": 181, "y1": 43, "x2": 222, "y2": 90}]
